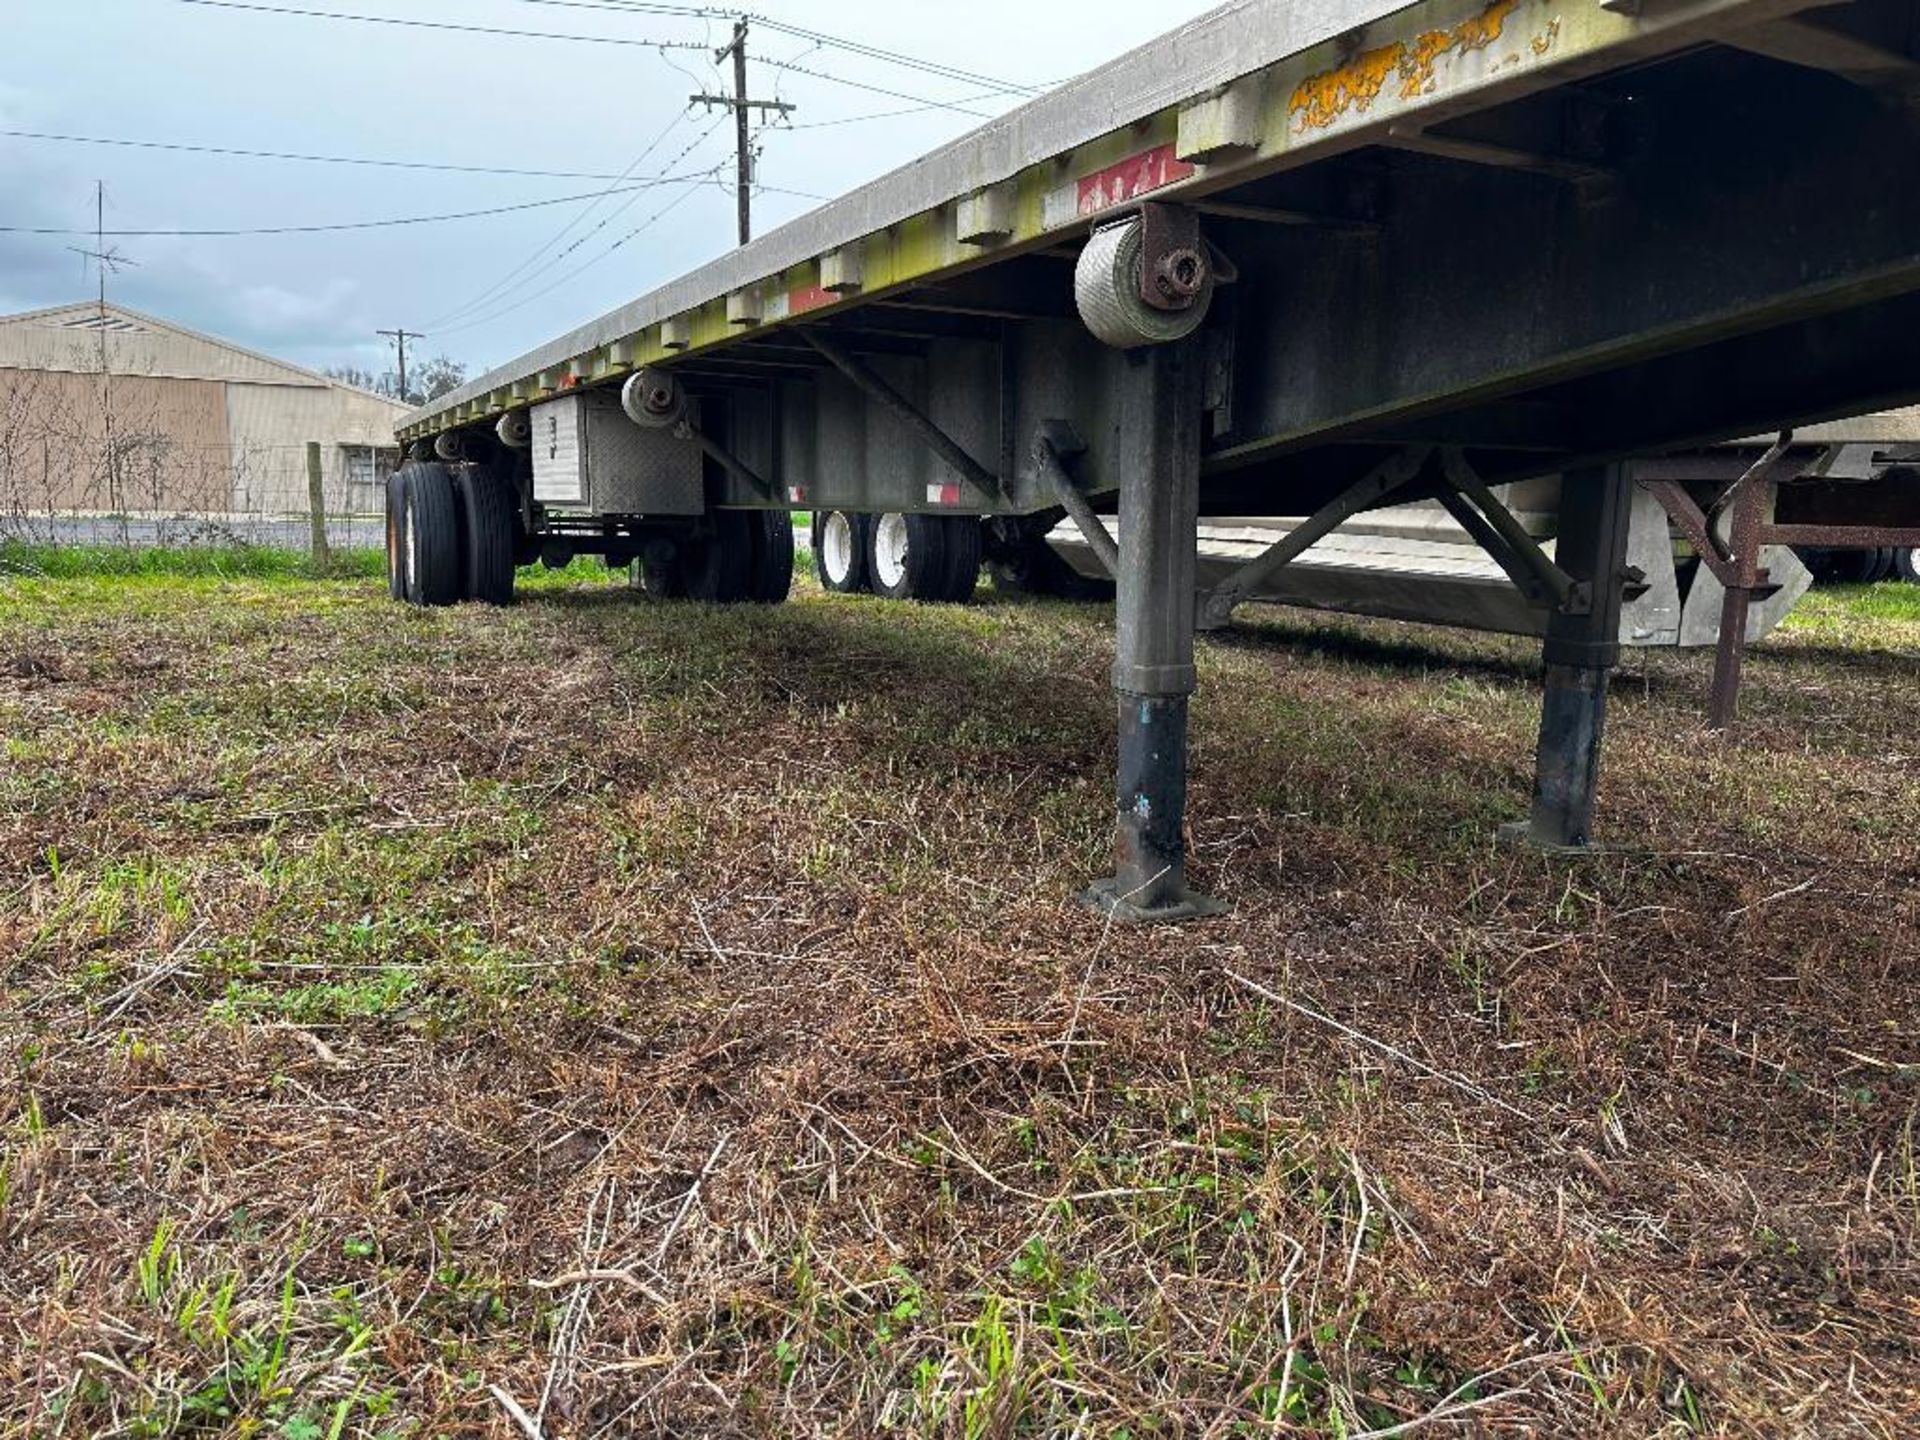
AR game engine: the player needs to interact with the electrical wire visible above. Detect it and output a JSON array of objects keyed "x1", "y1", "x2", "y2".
[
  {"x1": 165, "y1": 0, "x2": 1015, "y2": 115},
  {"x1": 753, "y1": 56, "x2": 993, "y2": 116},
  {"x1": 779, "y1": 91, "x2": 1026, "y2": 130},
  {"x1": 169, "y1": 0, "x2": 710, "y2": 50},
  {"x1": 0, "y1": 172, "x2": 723, "y2": 237},
  {"x1": 429, "y1": 177, "x2": 716, "y2": 338},
  {"x1": 421, "y1": 111, "x2": 727, "y2": 331},
  {"x1": 0, "y1": 127, "x2": 642, "y2": 182},
  {"x1": 509, "y1": 0, "x2": 1045, "y2": 97}
]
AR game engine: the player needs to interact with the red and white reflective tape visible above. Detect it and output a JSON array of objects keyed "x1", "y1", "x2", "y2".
[
  {"x1": 1043, "y1": 141, "x2": 1196, "y2": 229},
  {"x1": 787, "y1": 485, "x2": 807, "y2": 504},
  {"x1": 926, "y1": 482, "x2": 963, "y2": 506}
]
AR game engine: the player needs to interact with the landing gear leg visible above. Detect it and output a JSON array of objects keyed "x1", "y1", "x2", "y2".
[
  {"x1": 1505, "y1": 463, "x2": 1634, "y2": 852},
  {"x1": 1083, "y1": 339, "x2": 1225, "y2": 922}
]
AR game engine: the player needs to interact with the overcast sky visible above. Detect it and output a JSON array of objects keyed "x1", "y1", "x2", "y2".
[{"x1": 3, "y1": 0, "x2": 1187, "y2": 381}]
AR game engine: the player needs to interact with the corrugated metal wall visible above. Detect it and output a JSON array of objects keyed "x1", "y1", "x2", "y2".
[
  {"x1": 0, "y1": 304, "x2": 408, "y2": 517},
  {"x1": 225, "y1": 383, "x2": 409, "y2": 513},
  {"x1": 0, "y1": 367, "x2": 230, "y2": 512}
]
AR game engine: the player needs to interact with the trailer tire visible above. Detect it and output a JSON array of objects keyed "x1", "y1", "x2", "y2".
[
  {"x1": 1864, "y1": 546, "x2": 1896, "y2": 583},
  {"x1": 453, "y1": 465, "x2": 518, "y2": 605},
  {"x1": 867, "y1": 514, "x2": 960, "y2": 602},
  {"x1": 750, "y1": 510, "x2": 795, "y2": 603},
  {"x1": 682, "y1": 511, "x2": 755, "y2": 603},
  {"x1": 937, "y1": 514, "x2": 982, "y2": 603},
  {"x1": 399, "y1": 461, "x2": 461, "y2": 607},
  {"x1": 1896, "y1": 547, "x2": 1920, "y2": 584},
  {"x1": 384, "y1": 471, "x2": 408, "y2": 601},
  {"x1": 813, "y1": 510, "x2": 868, "y2": 593}
]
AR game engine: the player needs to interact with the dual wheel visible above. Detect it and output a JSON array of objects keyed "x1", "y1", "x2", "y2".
[
  {"x1": 1796, "y1": 545, "x2": 1920, "y2": 585},
  {"x1": 812, "y1": 509, "x2": 980, "y2": 603},
  {"x1": 387, "y1": 460, "x2": 519, "y2": 607},
  {"x1": 635, "y1": 510, "x2": 795, "y2": 604}
]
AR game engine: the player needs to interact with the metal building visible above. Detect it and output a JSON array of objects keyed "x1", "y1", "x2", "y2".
[{"x1": 0, "y1": 301, "x2": 408, "y2": 521}]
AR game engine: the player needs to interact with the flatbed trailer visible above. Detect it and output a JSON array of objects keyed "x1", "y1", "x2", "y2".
[{"x1": 397, "y1": 0, "x2": 1920, "y2": 919}]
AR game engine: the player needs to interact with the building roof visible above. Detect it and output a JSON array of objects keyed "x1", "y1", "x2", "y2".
[{"x1": 0, "y1": 300, "x2": 408, "y2": 411}]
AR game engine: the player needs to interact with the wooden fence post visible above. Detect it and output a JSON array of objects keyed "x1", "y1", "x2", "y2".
[{"x1": 306, "y1": 441, "x2": 331, "y2": 570}]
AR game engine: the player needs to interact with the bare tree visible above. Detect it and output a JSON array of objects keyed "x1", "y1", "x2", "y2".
[{"x1": 324, "y1": 354, "x2": 467, "y2": 406}]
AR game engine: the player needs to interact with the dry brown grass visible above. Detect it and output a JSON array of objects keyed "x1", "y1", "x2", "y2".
[{"x1": 0, "y1": 566, "x2": 1916, "y2": 1438}]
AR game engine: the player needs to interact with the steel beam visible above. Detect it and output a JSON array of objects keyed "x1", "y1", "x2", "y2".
[
  {"x1": 1032, "y1": 430, "x2": 1119, "y2": 576},
  {"x1": 1085, "y1": 339, "x2": 1223, "y2": 923},
  {"x1": 1197, "y1": 446, "x2": 1431, "y2": 629},
  {"x1": 1720, "y1": 14, "x2": 1920, "y2": 93},
  {"x1": 1504, "y1": 464, "x2": 1635, "y2": 852},
  {"x1": 1438, "y1": 450, "x2": 1582, "y2": 611}
]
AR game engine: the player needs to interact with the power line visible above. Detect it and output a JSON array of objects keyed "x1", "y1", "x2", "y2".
[
  {"x1": 0, "y1": 126, "x2": 650, "y2": 181},
  {"x1": 431, "y1": 179, "x2": 716, "y2": 338},
  {"x1": 779, "y1": 91, "x2": 1021, "y2": 130},
  {"x1": 165, "y1": 0, "x2": 1005, "y2": 115},
  {"x1": 0, "y1": 172, "x2": 724, "y2": 238},
  {"x1": 756, "y1": 57, "x2": 993, "y2": 116},
  {"x1": 420, "y1": 109, "x2": 721, "y2": 332},
  {"x1": 170, "y1": 0, "x2": 710, "y2": 50},
  {"x1": 376, "y1": 326, "x2": 423, "y2": 399},
  {"x1": 506, "y1": 0, "x2": 1045, "y2": 97}
]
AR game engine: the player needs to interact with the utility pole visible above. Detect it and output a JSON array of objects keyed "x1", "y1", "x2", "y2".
[
  {"x1": 377, "y1": 327, "x2": 422, "y2": 403},
  {"x1": 694, "y1": 18, "x2": 795, "y2": 246}
]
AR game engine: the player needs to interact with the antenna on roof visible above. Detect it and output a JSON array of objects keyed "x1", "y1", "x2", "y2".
[
  {"x1": 66, "y1": 180, "x2": 139, "y2": 324},
  {"x1": 64, "y1": 182, "x2": 139, "y2": 526}
]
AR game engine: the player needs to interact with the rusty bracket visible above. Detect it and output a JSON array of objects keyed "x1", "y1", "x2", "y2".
[
  {"x1": 1198, "y1": 445, "x2": 1432, "y2": 629},
  {"x1": 1638, "y1": 479, "x2": 1756, "y2": 589},
  {"x1": 1438, "y1": 449, "x2": 1584, "y2": 612},
  {"x1": 1137, "y1": 201, "x2": 1210, "y2": 313}
]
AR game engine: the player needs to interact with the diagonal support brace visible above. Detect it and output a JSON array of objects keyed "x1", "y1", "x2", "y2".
[
  {"x1": 1197, "y1": 446, "x2": 1432, "y2": 629},
  {"x1": 1031, "y1": 426, "x2": 1119, "y2": 576},
  {"x1": 1439, "y1": 448, "x2": 1584, "y2": 613},
  {"x1": 801, "y1": 330, "x2": 1005, "y2": 502},
  {"x1": 685, "y1": 424, "x2": 773, "y2": 500}
]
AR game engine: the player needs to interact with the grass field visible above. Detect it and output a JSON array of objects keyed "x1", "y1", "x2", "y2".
[{"x1": 1, "y1": 561, "x2": 1916, "y2": 1438}]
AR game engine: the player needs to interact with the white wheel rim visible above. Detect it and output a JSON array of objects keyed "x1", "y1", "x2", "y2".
[
  {"x1": 873, "y1": 512, "x2": 910, "y2": 591},
  {"x1": 822, "y1": 512, "x2": 855, "y2": 584}
]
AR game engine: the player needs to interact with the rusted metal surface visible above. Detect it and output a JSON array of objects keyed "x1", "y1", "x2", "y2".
[
  {"x1": 1707, "y1": 469, "x2": 1771, "y2": 731},
  {"x1": 1760, "y1": 523, "x2": 1920, "y2": 547},
  {"x1": 1136, "y1": 202, "x2": 1207, "y2": 312},
  {"x1": 1640, "y1": 479, "x2": 1749, "y2": 589},
  {"x1": 1288, "y1": 0, "x2": 1521, "y2": 132}
]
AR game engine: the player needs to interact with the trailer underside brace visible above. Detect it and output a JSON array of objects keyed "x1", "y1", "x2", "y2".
[
  {"x1": 1438, "y1": 450, "x2": 1585, "y2": 613},
  {"x1": 800, "y1": 332, "x2": 1005, "y2": 502},
  {"x1": 1196, "y1": 446, "x2": 1432, "y2": 629},
  {"x1": 1032, "y1": 427, "x2": 1119, "y2": 577}
]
